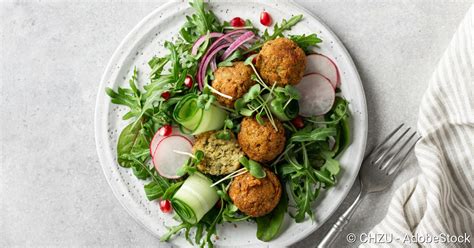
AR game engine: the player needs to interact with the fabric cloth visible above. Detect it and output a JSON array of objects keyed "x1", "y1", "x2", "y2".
[{"x1": 360, "y1": 5, "x2": 473, "y2": 248}]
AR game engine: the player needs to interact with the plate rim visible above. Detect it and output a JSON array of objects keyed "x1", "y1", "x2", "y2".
[{"x1": 94, "y1": 0, "x2": 368, "y2": 246}]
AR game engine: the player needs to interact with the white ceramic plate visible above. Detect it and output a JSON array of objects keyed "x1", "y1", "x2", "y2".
[{"x1": 95, "y1": 1, "x2": 367, "y2": 247}]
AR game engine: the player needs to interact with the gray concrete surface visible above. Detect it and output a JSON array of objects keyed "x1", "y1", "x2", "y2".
[{"x1": 0, "y1": 0, "x2": 471, "y2": 247}]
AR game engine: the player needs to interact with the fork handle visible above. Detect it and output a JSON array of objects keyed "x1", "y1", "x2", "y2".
[{"x1": 318, "y1": 188, "x2": 365, "y2": 248}]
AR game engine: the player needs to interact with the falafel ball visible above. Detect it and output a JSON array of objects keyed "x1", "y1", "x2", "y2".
[
  {"x1": 192, "y1": 130, "x2": 244, "y2": 175},
  {"x1": 212, "y1": 61, "x2": 255, "y2": 108},
  {"x1": 237, "y1": 117, "x2": 286, "y2": 163},
  {"x1": 256, "y1": 37, "x2": 306, "y2": 86},
  {"x1": 229, "y1": 168, "x2": 282, "y2": 217}
]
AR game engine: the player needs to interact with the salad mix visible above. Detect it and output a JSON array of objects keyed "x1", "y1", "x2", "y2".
[{"x1": 106, "y1": 0, "x2": 350, "y2": 247}]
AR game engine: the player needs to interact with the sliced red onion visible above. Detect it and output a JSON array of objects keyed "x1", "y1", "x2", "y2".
[
  {"x1": 205, "y1": 29, "x2": 248, "y2": 54},
  {"x1": 221, "y1": 31, "x2": 255, "y2": 60},
  {"x1": 196, "y1": 30, "x2": 249, "y2": 90},
  {"x1": 210, "y1": 59, "x2": 217, "y2": 72},
  {"x1": 191, "y1": 32, "x2": 223, "y2": 56},
  {"x1": 197, "y1": 43, "x2": 230, "y2": 90}
]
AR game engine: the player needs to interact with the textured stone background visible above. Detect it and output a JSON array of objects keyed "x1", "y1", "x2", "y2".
[{"x1": 0, "y1": 0, "x2": 471, "y2": 247}]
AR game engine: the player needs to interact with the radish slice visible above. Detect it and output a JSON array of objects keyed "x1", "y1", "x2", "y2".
[
  {"x1": 149, "y1": 127, "x2": 193, "y2": 157},
  {"x1": 295, "y1": 73, "x2": 335, "y2": 117},
  {"x1": 153, "y1": 135, "x2": 193, "y2": 179},
  {"x1": 304, "y1": 53, "x2": 340, "y2": 88}
]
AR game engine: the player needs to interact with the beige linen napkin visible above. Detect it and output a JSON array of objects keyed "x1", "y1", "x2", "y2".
[{"x1": 360, "y1": 5, "x2": 473, "y2": 248}]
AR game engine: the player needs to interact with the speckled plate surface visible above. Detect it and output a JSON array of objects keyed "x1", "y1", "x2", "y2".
[{"x1": 94, "y1": 1, "x2": 367, "y2": 247}]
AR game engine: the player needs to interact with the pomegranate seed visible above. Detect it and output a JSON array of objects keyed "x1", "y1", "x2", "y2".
[
  {"x1": 159, "y1": 199, "x2": 172, "y2": 213},
  {"x1": 252, "y1": 56, "x2": 257, "y2": 65},
  {"x1": 184, "y1": 75, "x2": 193, "y2": 88},
  {"x1": 230, "y1": 17, "x2": 245, "y2": 27},
  {"x1": 161, "y1": 91, "x2": 170, "y2": 100},
  {"x1": 260, "y1": 11, "x2": 272, "y2": 26},
  {"x1": 291, "y1": 116, "x2": 304, "y2": 129},
  {"x1": 158, "y1": 125, "x2": 172, "y2": 137}
]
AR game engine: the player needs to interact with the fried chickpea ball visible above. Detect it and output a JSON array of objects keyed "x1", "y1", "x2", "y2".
[
  {"x1": 228, "y1": 168, "x2": 282, "y2": 217},
  {"x1": 212, "y1": 61, "x2": 255, "y2": 108},
  {"x1": 192, "y1": 131, "x2": 244, "y2": 175},
  {"x1": 237, "y1": 117, "x2": 286, "y2": 163},
  {"x1": 255, "y1": 37, "x2": 306, "y2": 86}
]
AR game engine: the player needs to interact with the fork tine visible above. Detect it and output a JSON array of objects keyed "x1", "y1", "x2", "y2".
[
  {"x1": 379, "y1": 130, "x2": 416, "y2": 170},
  {"x1": 368, "y1": 123, "x2": 404, "y2": 160},
  {"x1": 374, "y1": 127, "x2": 411, "y2": 166},
  {"x1": 387, "y1": 135, "x2": 420, "y2": 175}
]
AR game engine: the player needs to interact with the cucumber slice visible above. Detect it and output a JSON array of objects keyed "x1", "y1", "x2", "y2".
[
  {"x1": 173, "y1": 94, "x2": 227, "y2": 135},
  {"x1": 192, "y1": 104, "x2": 227, "y2": 135},
  {"x1": 172, "y1": 173, "x2": 219, "y2": 224}
]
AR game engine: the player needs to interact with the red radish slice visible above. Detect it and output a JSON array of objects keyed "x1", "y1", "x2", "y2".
[
  {"x1": 149, "y1": 127, "x2": 193, "y2": 157},
  {"x1": 153, "y1": 135, "x2": 193, "y2": 179},
  {"x1": 304, "y1": 53, "x2": 340, "y2": 88},
  {"x1": 295, "y1": 73, "x2": 335, "y2": 117}
]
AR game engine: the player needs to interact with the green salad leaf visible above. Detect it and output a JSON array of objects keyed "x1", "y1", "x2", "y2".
[
  {"x1": 256, "y1": 191, "x2": 288, "y2": 241},
  {"x1": 262, "y1": 15, "x2": 303, "y2": 41},
  {"x1": 289, "y1": 34, "x2": 322, "y2": 53},
  {"x1": 180, "y1": 0, "x2": 222, "y2": 43},
  {"x1": 239, "y1": 157, "x2": 266, "y2": 178},
  {"x1": 116, "y1": 121, "x2": 149, "y2": 168},
  {"x1": 273, "y1": 98, "x2": 350, "y2": 222}
]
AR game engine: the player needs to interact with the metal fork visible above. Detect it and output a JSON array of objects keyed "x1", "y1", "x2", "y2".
[{"x1": 318, "y1": 124, "x2": 420, "y2": 248}]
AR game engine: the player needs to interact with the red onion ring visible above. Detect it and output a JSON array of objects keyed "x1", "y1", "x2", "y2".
[
  {"x1": 191, "y1": 32, "x2": 223, "y2": 56},
  {"x1": 197, "y1": 43, "x2": 230, "y2": 90},
  {"x1": 221, "y1": 31, "x2": 255, "y2": 60}
]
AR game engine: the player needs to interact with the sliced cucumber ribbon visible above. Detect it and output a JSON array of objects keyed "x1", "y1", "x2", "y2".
[
  {"x1": 173, "y1": 94, "x2": 227, "y2": 135},
  {"x1": 172, "y1": 173, "x2": 219, "y2": 224}
]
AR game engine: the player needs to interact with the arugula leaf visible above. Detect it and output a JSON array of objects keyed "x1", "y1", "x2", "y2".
[
  {"x1": 131, "y1": 162, "x2": 150, "y2": 179},
  {"x1": 289, "y1": 127, "x2": 337, "y2": 143},
  {"x1": 106, "y1": 68, "x2": 143, "y2": 121},
  {"x1": 289, "y1": 34, "x2": 322, "y2": 52},
  {"x1": 217, "y1": 50, "x2": 243, "y2": 67},
  {"x1": 326, "y1": 97, "x2": 351, "y2": 157},
  {"x1": 164, "y1": 41, "x2": 181, "y2": 81},
  {"x1": 180, "y1": 0, "x2": 222, "y2": 43},
  {"x1": 275, "y1": 114, "x2": 348, "y2": 221},
  {"x1": 262, "y1": 15, "x2": 303, "y2": 41},
  {"x1": 245, "y1": 15, "x2": 304, "y2": 54},
  {"x1": 163, "y1": 203, "x2": 224, "y2": 247},
  {"x1": 144, "y1": 181, "x2": 166, "y2": 201},
  {"x1": 222, "y1": 203, "x2": 249, "y2": 222},
  {"x1": 148, "y1": 56, "x2": 169, "y2": 79},
  {"x1": 321, "y1": 154, "x2": 340, "y2": 176}
]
